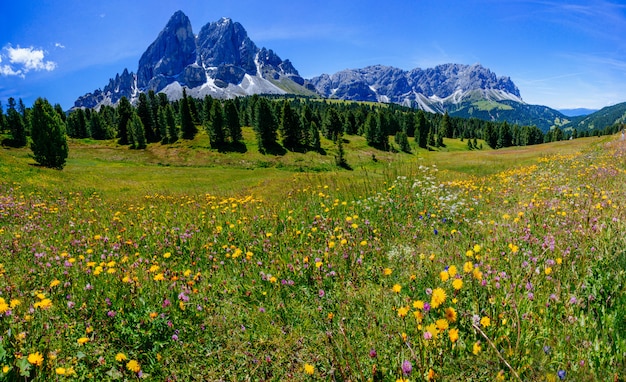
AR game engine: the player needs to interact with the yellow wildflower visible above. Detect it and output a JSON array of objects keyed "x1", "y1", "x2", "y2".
[
  {"x1": 27, "y1": 352, "x2": 44, "y2": 367},
  {"x1": 452, "y1": 278, "x2": 463, "y2": 290},
  {"x1": 303, "y1": 363, "x2": 315, "y2": 375},
  {"x1": 431, "y1": 288, "x2": 446, "y2": 308},
  {"x1": 115, "y1": 353, "x2": 127, "y2": 362},
  {"x1": 126, "y1": 360, "x2": 141, "y2": 373}
]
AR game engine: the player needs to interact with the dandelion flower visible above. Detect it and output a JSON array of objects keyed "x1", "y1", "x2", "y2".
[
  {"x1": 303, "y1": 363, "x2": 315, "y2": 375},
  {"x1": 383, "y1": 268, "x2": 392, "y2": 276},
  {"x1": 27, "y1": 352, "x2": 44, "y2": 367},
  {"x1": 50, "y1": 279, "x2": 61, "y2": 288},
  {"x1": 77, "y1": 337, "x2": 89, "y2": 345},
  {"x1": 448, "y1": 265, "x2": 458, "y2": 277},
  {"x1": 472, "y1": 341, "x2": 482, "y2": 355},
  {"x1": 431, "y1": 288, "x2": 446, "y2": 308},
  {"x1": 126, "y1": 359, "x2": 141, "y2": 373},
  {"x1": 392, "y1": 284, "x2": 402, "y2": 293},
  {"x1": 480, "y1": 316, "x2": 491, "y2": 328},
  {"x1": 473, "y1": 244, "x2": 481, "y2": 253},
  {"x1": 0, "y1": 300, "x2": 8, "y2": 314},
  {"x1": 115, "y1": 353, "x2": 127, "y2": 362},
  {"x1": 545, "y1": 267, "x2": 552, "y2": 275},
  {"x1": 413, "y1": 300, "x2": 424, "y2": 310},
  {"x1": 435, "y1": 318, "x2": 449, "y2": 331},
  {"x1": 449, "y1": 328, "x2": 459, "y2": 343},
  {"x1": 56, "y1": 367, "x2": 66, "y2": 375},
  {"x1": 445, "y1": 307, "x2": 457, "y2": 322},
  {"x1": 397, "y1": 306, "x2": 409, "y2": 318},
  {"x1": 439, "y1": 270, "x2": 449, "y2": 282},
  {"x1": 452, "y1": 278, "x2": 463, "y2": 290},
  {"x1": 463, "y1": 261, "x2": 474, "y2": 273}
]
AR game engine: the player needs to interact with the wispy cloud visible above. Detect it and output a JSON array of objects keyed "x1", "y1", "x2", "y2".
[
  {"x1": 0, "y1": 45, "x2": 57, "y2": 78},
  {"x1": 55, "y1": 43, "x2": 65, "y2": 49}
]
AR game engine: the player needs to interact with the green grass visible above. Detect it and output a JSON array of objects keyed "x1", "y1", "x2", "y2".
[{"x1": 0, "y1": 133, "x2": 624, "y2": 380}]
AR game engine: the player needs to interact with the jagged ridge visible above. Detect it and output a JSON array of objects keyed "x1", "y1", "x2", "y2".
[{"x1": 74, "y1": 11, "x2": 313, "y2": 109}]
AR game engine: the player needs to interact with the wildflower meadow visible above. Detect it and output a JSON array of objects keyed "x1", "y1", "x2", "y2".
[{"x1": 0, "y1": 135, "x2": 625, "y2": 381}]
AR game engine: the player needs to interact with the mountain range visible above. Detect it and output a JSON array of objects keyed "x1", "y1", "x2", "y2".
[{"x1": 74, "y1": 10, "x2": 626, "y2": 133}]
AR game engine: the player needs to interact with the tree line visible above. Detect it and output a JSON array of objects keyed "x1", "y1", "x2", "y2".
[{"x1": 0, "y1": 92, "x2": 619, "y2": 169}]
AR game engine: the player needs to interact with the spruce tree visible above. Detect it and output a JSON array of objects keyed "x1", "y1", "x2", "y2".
[
  {"x1": 116, "y1": 96, "x2": 133, "y2": 145},
  {"x1": 323, "y1": 108, "x2": 342, "y2": 141},
  {"x1": 254, "y1": 98, "x2": 277, "y2": 153},
  {"x1": 30, "y1": 98, "x2": 68, "y2": 169},
  {"x1": 6, "y1": 97, "x2": 27, "y2": 147},
  {"x1": 158, "y1": 107, "x2": 168, "y2": 144},
  {"x1": 89, "y1": 112, "x2": 110, "y2": 140},
  {"x1": 224, "y1": 100, "x2": 242, "y2": 143},
  {"x1": 0, "y1": 101, "x2": 5, "y2": 133},
  {"x1": 128, "y1": 112, "x2": 147, "y2": 149},
  {"x1": 279, "y1": 100, "x2": 301, "y2": 150},
  {"x1": 137, "y1": 93, "x2": 156, "y2": 142},
  {"x1": 180, "y1": 88, "x2": 197, "y2": 140},
  {"x1": 395, "y1": 131, "x2": 411, "y2": 153},
  {"x1": 309, "y1": 121, "x2": 321, "y2": 151},
  {"x1": 165, "y1": 104, "x2": 178, "y2": 143},
  {"x1": 335, "y1": 133, "x2": 350, "y2": 169},
  {"x1": 364, "y1": 112, "x2": 377, "y2": 147},
  {"x1": 416, "y1": 110, "x2": 428, "y2": 149},
  {"x1": 207, "y1": 101, "x2": 225, "y2": 149}
]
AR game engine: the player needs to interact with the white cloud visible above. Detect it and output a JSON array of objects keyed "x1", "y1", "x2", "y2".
[
  {"x1": 0, "y1": 45, "x2": 57, "y2": 77},
  {"x1": 55, "y1": 43, "x2": 65, "y2": 49}
]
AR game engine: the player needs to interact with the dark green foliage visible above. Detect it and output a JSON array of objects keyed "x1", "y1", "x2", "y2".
[
  {"x1": 89, "y1": 112, "x2": 112, "y2": 140},
  {"x1": 116, "y1": 97, "x2": 133, "y2": 145},
  {"x1": 202, "y1": 95, "x2": 213, "y2": 125},
  {"x1": 66, "y1": 108, "x2": 89, "y2": 139},
  {"x1": 322, "y1": 108, "x2": 343, "y2": 141},
  {"x1": 53, "y1": 103, "x2": 66, "y2": 122},
  {"x1": 415, "y1": 110, "x2": 428, "y2": 148},
  {"x1": 440, "y1": 112, "x2": 451, "y2": 138},
  {"x1": 224, "y1": 100, "x2": 242, "y2": 143},
  {"x1": 309, "y1": 121, "x2": 321, "y2": 151},
  {"x1": 158, "y1": 107, "x2": 168, "y2": 144},
  {"x1": 128, "y1": 112, "x2": 147, "y2": 149},
  {"x1": 180, "y1": 89, "x2": 197, "y2": 140},
  {"x1": 394, "y1": 131, "x2": 411, "y2": 153},
  {"x1": 206, "y1": 102, "x2": 225, "y2": 149},
  {"x1": 496, "y1": 122, "x2": 512, "y2": 148},
  {"x1": 137, "y1": 93, "x2": 157, "y2": 142},
  {"x1": 253, "y1": 98, "x2": 278, "y2": 153},
  {"x1": 30, "y1": 98, "x2": 68, "y2": 169},
  {"x1": 6, "y1": 97, "x2": 27, "y2": 147},
  {"x1": 484, "y1": 123, "x2": 498, "y2": 149},
  {"x1": 0, "y1": 101, "x2": 5, "y2": 133},
  {"x1": 279, "y1": 100, "x2": 302, "y2": 150},
  {"x1": 334, "y1": 134, "x2": 350, "y2": 169},
  {"x1": 165, "y1": 105, "x2": 178, "y2": 143}
]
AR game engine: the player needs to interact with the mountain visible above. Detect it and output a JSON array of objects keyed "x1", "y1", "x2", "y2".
[
  {"x1": 565, "y1": 102, "x2": 626, "y2": 131},
  {"x1": 73, "y1": 11, "x2": 596, "y2": 133},
  {"x1": 309, "y1": 63, "x2": 571, "y2": 132},
  {"x1": 559, "y1": 108, "x2": 598, "y2": 117},
  {"x1": 73, "y1": 11, "x2": 314, "y2": 109}
]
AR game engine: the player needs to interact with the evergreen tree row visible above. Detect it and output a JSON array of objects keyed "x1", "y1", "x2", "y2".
[{"x1": 2, "y1": 92, "x2": 621, "y2": 169}]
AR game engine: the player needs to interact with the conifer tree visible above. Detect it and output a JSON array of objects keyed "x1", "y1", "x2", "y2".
[
  {"x1": 30, "y1": 98, "x2": 68, "y2": 169},
  {"x1": 180, "y1": 88, "x2": 197, "y2": 140},
  {"x1": 165, "y1": 104, "x2": 178, "y2": 143},
  {"x1": 323, "y1": 108, "x2": 343, "y2": 141},
  {"x1": 128, "y1": 112, "x2": 147, "y2": 149},
  {"x1": 116, "y1": 96, "x2": 133, "y2": 145},
  {"x1": 158, "y1": 107, "x2": 168, "y2": 144},
  {"x1": 395, "y1": 131, "x2": 411, "y2": 153},
  {"x1": 6, "y1": 97, "x2": 27, "y2": 147},
  {"x1": 309, "y1": 121, "x2": 321, "y2": 151},
  {"x1": 207, "y1": 101, "x2": 225, "y2": 149},
  {"x1": 335, "y1": 133, "x2": 350, "y2": 169},
  {"x1": 364, "y1": 112, "x2": 377, "y2": 147},
  {"x1": 0, "y1": 101, "x2": 5, "y2": 133},
  {"x1": 416, "y1": 110, "x2": 428, "y2": 148},
  {"x1": 89, "y1": 112, "x2": 110, "y2": 140},
  {"x1": 224, "y1": 100, "x2": 242, "y2": 143},
  {"x1": 279, "y1": 100, "x2": 301, "y2": 150},
  {"x1": 137, "y1": 93, "x2": 156, "y2": 142},
  {"x1": 440, "y1": 111, "x2": 451, "y2": 139},
  {"x1": 254, "y1": 98, "x2": 277, "y2": 153}
]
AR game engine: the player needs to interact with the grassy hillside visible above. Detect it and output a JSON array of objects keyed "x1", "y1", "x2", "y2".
[{"x1": 1, "y1": 133, "x2": 624, "y2": 380}]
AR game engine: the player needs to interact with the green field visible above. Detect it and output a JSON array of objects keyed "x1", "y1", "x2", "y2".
[{"x1": 1, "y1": 133, "x2": 625, "y2": 380}]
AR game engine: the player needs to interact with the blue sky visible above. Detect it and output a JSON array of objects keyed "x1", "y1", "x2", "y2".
[{"x1": 2, "y1": 0, "x2": 626, "y2": 111}]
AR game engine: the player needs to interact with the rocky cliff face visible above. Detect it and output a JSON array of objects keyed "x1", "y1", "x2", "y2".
[
  {"x1": 73, "y1": 11, "x2": 311, "y2": 109},
  {"x1": 309, "y1": 63, "x2": 521, "y2": 112}
]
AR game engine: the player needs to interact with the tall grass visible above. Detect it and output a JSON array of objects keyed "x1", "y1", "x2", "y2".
[{"x1": 0, "y1": 135, "x2": 624, "y2": 380}]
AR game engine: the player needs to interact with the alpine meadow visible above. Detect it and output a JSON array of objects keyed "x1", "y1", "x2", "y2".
[{"x1": 2, "y1": 6, "x2": 626, "y2": 382}]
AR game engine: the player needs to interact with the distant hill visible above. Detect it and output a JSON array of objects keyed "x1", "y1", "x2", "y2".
[
  {"x1": 565, "y1": 102, "x2": 626, "y2": 131},
  {"x1": 559, "y1": 108, "x2": 598, "y2": 117}
]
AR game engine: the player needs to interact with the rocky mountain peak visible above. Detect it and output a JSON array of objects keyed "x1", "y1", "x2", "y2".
[{"x1": 136, "y1": 10, "x2": 196, "y2": 91}]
